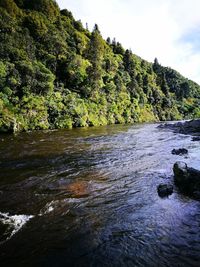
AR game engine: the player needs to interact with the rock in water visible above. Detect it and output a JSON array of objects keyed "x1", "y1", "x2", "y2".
[
  {"x1": 173, "y1": 162, "x2": 189, "y2": 183},
  {"x1": 171, "y1": 148, "x2": 188, "y2": 155},
  {"x1": 173, "y1": 161, "x2": 200, "y2": 199},
  {"x1": 192, "y1": 136, "x2": 200, "y2": 141},
  {"x1": 158, "y1": 119, "x2": 200, "y2": 136},
  {"x1": 157, "y1": 184, "x2": 173, "y2": 197}
]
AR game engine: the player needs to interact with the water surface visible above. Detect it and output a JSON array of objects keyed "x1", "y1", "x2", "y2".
[{"x1": 0, "y1": 123, "x2": 200, "y2": 267}]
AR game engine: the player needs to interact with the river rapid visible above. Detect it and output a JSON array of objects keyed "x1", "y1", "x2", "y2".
[{"x1": 0, "y1": 123, "x2": 200, "y2": 267}]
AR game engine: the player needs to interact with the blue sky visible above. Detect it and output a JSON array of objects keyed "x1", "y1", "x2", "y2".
[{"x1": 57, "y1": 0, "x2": 200, "y2": 84}]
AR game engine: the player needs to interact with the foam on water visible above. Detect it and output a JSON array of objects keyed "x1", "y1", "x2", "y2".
[
  {"x1": 0, "y1": 212, "x2": 34, "y2": 243},
  {"x1": 39, "y1": 201, "x2": 57, "y2": 216}
]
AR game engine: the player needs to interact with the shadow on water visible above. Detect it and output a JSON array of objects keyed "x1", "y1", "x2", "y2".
[{"x1": 0, "y1": 123, "x2": 200, "y2": 266}]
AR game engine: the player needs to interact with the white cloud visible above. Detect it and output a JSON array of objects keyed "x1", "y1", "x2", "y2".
[{"x1": 56, "y1": 0, "x2": 200, "y2": 84}]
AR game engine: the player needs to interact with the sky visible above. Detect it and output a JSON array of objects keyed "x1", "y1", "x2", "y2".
[{"x1": 56, "y1": 0, "x2": 200, "y2": 84}]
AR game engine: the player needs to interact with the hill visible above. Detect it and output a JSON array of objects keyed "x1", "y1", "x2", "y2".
[{"x1": 0, "y1": 0, "x2": 200, "y2": 133}]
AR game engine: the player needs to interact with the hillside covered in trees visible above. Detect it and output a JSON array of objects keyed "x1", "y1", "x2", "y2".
[{"x1": 0, "y1": 0, "x2": 200, "y2": 133}]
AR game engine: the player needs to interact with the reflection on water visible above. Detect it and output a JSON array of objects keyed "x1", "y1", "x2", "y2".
[{"x1": 0, "y1": 123, "x2": 200, "y2": 267}]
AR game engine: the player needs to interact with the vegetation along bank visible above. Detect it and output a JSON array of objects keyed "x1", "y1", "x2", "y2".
[{"x1": 0, "y1": 0, "x2": 200, "y2": 133}]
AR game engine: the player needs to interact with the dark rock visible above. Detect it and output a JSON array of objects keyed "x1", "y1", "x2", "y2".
[
  {"x1": 173, "y1": 161, "x2": 188, "y2": 181},
  {"x1": 158, "y1": 119, "x2": 200, "y2": 136},
  {"x1": 176, "y1": 119, "x2": 200, "y2": 135},
  {"x1": 171, "y1": 148, "x2": 188, "y2": 155},
  {"x1": 157, "y1": 184, "x2": 173, "y2": 197},
  {"x1": 173, "y1": 161, "x2": 200, "y2": 199},
  {"x1": 192, "y1": 136, "x2": 200, "y2": 141}
]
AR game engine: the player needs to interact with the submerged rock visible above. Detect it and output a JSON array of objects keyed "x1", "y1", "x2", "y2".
[
  {"x1": 171, "y1": 148, "x2": 188, "y2": 155},
  {"x1": 173, "y1": 161, "x2": 200, "y2": 199},
  {"x1": 157, "y1": 184, "x2": 173, "y2": 197}
]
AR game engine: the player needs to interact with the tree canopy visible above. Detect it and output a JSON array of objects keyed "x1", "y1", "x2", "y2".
[{"x1": 0, "y1": 0, "x2": 200, "y2": 133}]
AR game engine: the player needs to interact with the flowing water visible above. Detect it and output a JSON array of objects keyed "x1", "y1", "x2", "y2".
[{"x1": 0, "y1": 123, "x2": 200, "y2": 267}]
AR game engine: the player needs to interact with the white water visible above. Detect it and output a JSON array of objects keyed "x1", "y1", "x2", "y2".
[{"x1": 0, "y1": 212, "x2": 34, "y2": 242}]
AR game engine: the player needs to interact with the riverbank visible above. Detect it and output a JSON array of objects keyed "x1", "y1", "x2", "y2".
[{"x1": 159, "y1": 119, "x2": 200, "y2": 136}]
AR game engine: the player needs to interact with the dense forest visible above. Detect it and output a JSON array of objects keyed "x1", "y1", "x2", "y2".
[{"x1": 0, "y1": 0, "x2": 200, "y2": 133}]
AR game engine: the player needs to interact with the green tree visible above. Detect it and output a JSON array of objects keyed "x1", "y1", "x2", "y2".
[
  {"x1": 0, "y1": 0, "x2": 199, "y2": 133},
  {"x1": 0, "y1": 0, "x2": 21, "y2": 17},
  {"x1": 153, "y1": 57, "x2": 161, "y2": 73},
  {"x1": 161, "y1": 73, "x2": 169, "y2": 96},
  {"x1": 123, "y1": 49, "x2": 135, "y2": 76},
  {"x1": 86, "y1": 24, "x2": 105, "y2": 94},
  {"x1": 23, "y1": 0, "x2": 59, "y2": 20}
]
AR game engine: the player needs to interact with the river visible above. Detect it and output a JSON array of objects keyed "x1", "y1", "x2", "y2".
[{"x1": 0, "y1": 123, "x2": 200, "y2": 267}]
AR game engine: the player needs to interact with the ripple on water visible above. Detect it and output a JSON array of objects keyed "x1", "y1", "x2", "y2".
[{"x1": 0, "y1": 123, "x2": 200, "y2": 266}]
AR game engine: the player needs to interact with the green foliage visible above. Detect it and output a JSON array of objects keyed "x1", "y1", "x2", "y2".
[
  {"x1": 0, "y1": 61, "x2": 7, "y2": 79},
  {"x1": 23, "y1": 12, "x2": 48, "y2": 38},
  {"x1": 60, "y1": 9, "x2": 74, "y2": 20},
  {"x1": 0, "y1": 2, "x2": 200, "y2": 133},
  {"x1": 86, "y1": 24, "x2": 105, "y2": 93},
  {"x1": 0, "y1": 0, "x2": 22, "y2": 17},
  {"x1": 23, "y1": 0, "x2": 59, "y2": 20},
  {"x1": 20, "y1": 94, "x2": 49, "y2": 130}
]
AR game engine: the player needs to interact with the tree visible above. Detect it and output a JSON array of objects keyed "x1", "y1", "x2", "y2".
[
  {"x1": 0, "y1": 0, "x2": 21, "y2": 17},
  {"x1": 180, "y1": 81, "x2": 190, "y2": 98},
  {"x1": 0, "y1": 0, "x2": 199, "y2": 133},
  {"x1": 93, "y1": 23, "x2": 100, "y2": 33},
  {"x1": 86, "y1": 24, "x2": 104, "y2": 93},
  {"x1": 23, "y1": 0, "x2": 59, "y2": 20},
  {"x1": 161, "y1": 73, "x2": 169, "y2": 96},
  {"x1": 123, "y1": 49, "x2": 135, "y2": 76},
  {"x1": 153, "y1": 57, "x2": 161, "y2": 73},
  {"x1": 14, "y1": 0, "x2": 24, "y2": 8},
  {"x1": 23, "y1": 12, "x2": 48, "y2": 39},
  {"x1": 106, "y1": 37, "x2": 111, "y2": 45},
  {"x1": 115, "y1": 42, "x2": 124, "y2": 55},
  {"x1": 60, "y1": 9, "x2": 74, "y2": 20}
]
